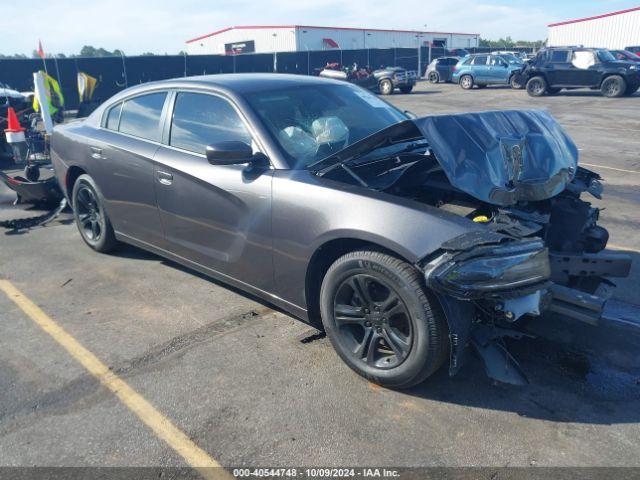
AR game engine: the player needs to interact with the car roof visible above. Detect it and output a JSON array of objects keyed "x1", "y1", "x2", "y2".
[{"x1": 109, "y1": 73, "x2": 346, "y2": 98}]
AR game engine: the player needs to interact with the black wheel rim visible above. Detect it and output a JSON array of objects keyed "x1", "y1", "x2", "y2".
[
  {"x1": 604, "y1": 81, "x2": 618, "y2": 96},
  {"x1": 429, "y1": 73, "x2": 438, "y2": 83},
  {"x1": 76, "y1": 185, "x2": 103, "y2": 242},
  {"x1": 333, "y1": 274, "x2": 413, "y2": 369},
  {"x1": 531, "y1": 80, "x2": 543, "y2": 94}
]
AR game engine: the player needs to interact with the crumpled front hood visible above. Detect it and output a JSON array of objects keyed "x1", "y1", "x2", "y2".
[
  {"x1": 414, "y1": 110, "x2": 578, "y2": 205},
  {"x1": 312, "y1": 109, "x2": 579, "y2": 206}
]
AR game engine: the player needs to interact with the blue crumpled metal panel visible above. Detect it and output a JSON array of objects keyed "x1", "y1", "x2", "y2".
[{"x1": 413, "y1": 109, "x2": 579, "y2": 206}]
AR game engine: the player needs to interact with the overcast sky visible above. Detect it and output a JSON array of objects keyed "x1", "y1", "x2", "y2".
[{"x1": 1, "y1": 0, "x2": 635, "y2": 55}]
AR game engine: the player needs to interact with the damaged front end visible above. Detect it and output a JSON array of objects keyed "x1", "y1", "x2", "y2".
[{"x1": 311, "y1": 109, "x2": 632, "y2": 385}]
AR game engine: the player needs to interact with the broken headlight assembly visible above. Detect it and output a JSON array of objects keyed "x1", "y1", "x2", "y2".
[{"x1": 424, "y1": 239, "x2": 551, "y2": 299}]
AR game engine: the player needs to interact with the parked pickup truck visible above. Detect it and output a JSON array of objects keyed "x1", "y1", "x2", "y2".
[
  {"x1": 319, "y1": 64, "x2": 417, "y2": 94},
  {"x1": 520, "y1": 47, "x2": 640, "y2": 97}
]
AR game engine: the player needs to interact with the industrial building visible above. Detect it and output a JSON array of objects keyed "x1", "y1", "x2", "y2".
[
  {"x1": 548, "y1": 6, "x2": 640, "y2": 49},
  {"x1": 186, "y1": 25, "x2": 480, "y2": 55}
]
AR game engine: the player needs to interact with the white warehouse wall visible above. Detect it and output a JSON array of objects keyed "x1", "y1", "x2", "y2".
[
  {"x1": 548, "y1": 8, "x2": 640, "y2": 49},
  {"x1": 186, "y1": 26, "x2": 479, "y2": 55}
]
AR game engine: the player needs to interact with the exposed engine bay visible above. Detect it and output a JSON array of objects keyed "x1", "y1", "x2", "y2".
[{"x1": 310, "y1": 110, "x2": 632, "y2": 384}]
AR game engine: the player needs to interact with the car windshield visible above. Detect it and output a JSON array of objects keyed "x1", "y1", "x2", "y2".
[
  {"x1": 597, "y1": 49, "x2": 616, "y2": 62},
  {"x1": 244, "y1": 84, "x2": 407, "y2": 168},
  {"x1": 502, "y1": 54, "x2": 523, "y2": 64}
]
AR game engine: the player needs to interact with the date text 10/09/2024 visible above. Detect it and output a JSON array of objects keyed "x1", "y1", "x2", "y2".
[{"x1": 232, "y1": 468, "x2": 401, "y2": 478}]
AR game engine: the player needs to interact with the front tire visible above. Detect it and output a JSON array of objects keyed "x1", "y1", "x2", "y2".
[
  {"x1": 379, "y1": 79, "x2": 394, "y2": 95},
  {"x1": 510, "y1": 74, "x2": 524, "y2": 89},
  {"x1": 526, "y1": 76, "x2": 547, "y2": 97},
  {"x1": 601, "y1": 75, "x2": 626, "y2": 97},
  {"x1": 428, "y1": 71, "x2": 440, "y2": 83},
  {"x1": 72, "y1": 174, "x2": 118, "y2": 253},
  {"x1": 320, "y1": 251, "x2": 448, "y2": 389},
  {"x1": 459, "y1": 75, "x2": 474, "y2": 90}
]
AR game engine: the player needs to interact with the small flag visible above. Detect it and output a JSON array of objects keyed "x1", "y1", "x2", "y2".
[{"x1": 37, "y1": 40, "x2": 45, "y2": 59}]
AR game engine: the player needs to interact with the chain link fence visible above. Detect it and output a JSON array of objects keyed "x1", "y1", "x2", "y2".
[{"x1": 0, "y1": 46, "x2": 538, "y2": 110}]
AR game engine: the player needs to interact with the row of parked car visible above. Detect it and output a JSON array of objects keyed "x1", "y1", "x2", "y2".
[{"x1": 425, "y1": 46, "x2": 640, "y2": 98}]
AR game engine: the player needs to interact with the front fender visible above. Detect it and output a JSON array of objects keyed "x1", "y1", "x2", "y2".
[{"x1": 271, "y1": 170, "x2": 483, "y2": 309}]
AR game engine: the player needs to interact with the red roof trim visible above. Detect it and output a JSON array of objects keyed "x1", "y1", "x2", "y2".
[
  {"x1": 186, "y1": 27, "x2": 234, "y2": 44},
  {"x1": 548, "y1": 6, "x2": 640, "y2": 27},
  {"x1": 186, "y1": 25, "x2": 479, "y2": 43}
]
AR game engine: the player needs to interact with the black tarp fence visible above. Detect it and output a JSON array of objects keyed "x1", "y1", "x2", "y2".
[{"x1": 0, "y1": 46, "x2": 536, "y2": 110}]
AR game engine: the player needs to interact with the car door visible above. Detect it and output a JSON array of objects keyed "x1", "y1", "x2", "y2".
[
  {"x1": 152, "y1": 90, "x2": 274, "y2": 292},
  {"x1": 545, "y1": 49, "x2": 573, "y2": 85},
  {"x1": 440, "y1": 58, "x2": 456, "y2": 81},
  {"x1": 470, "y1": 55, "x2": 490, "y2": 83},
  {"x1": 488, "y1": 55, "x2": 509, "y2": 83},
  {"x1": 87, "y1": 91, "x2": 168, "y2": 247},
  {"x1": 569, "y1": 50, "x2": 603, "y2": 86}
]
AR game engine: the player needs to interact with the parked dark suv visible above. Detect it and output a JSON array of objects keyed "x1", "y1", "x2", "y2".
[{"x1": 521, "y1": 47, "x2": 640, "y2": 97}]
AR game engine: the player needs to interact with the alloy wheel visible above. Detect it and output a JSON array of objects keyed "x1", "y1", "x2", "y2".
[
  {"x1": 604, "y1": 80, "x2": 620, "y2": 97},
  {"x1": 530, "y1": 79, "x2": 544, "y2": 95},
  {"x1": 76, "y1": 185, "x2": 103, "y2": 242},
  {"x1": 332, "y1": 274, "x2": 413, "y2": 369}
]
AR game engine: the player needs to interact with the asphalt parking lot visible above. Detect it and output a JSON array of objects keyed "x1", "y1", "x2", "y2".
[{"x1": 1, "y1": 82, "x2": 640, "y2": 473}]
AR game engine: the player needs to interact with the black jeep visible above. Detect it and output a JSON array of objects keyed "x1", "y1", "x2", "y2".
[{"x1": 520, "y1": 47, "x2": 640, "y2": 98}]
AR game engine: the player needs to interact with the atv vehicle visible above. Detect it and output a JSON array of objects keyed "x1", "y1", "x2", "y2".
[
  {"x1": 521, "y1": 47, "x2": 640, "y2": 97},
  {"x1": 319, "y1": 63, "x2": 416, "y2": 94}
]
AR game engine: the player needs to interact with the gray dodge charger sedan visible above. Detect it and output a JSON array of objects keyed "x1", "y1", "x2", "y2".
[{"x1": 51, "y1": 74, "x2": 630, "y2": 388}]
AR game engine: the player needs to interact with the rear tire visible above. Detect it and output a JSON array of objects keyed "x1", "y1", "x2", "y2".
[
  {"x1": 601, "y1": 75, "x2": 626, "y2": 98},
  {"x1": 459, "y1": 75, "x2": 474, "y2": 90},
  {"x1": 526, "y1": 76, "x2": 547, "y2": 97},
  {"x1": 428, "y1": 71, "x2": 440, "y2": 83},
  {"x1": 379, "y1": 79, "x2": 394, "y2": 95},
  {"x1": 72, "y1": 174, "x2": 118, "y2": 253},
  {"x1": 320, "y1": 251, "x2": 448, "y2": 389}
]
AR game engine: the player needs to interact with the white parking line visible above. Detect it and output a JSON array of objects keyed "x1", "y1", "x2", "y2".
[{"x1": 581, "y1": 163, "x2": 640, "y2": 174}]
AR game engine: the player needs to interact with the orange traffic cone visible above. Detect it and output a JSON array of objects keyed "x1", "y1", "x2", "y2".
[
  {"x1": 4, "y1": 107, "x2": 27, "y2": 164},
  {"x1": 4, "y1": 107, "x2": 25, "y2": 139}
]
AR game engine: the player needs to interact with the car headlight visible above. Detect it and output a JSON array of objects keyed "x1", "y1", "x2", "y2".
[{"x1": 424, "y1": 239, "x2": 550, "y2": 299}]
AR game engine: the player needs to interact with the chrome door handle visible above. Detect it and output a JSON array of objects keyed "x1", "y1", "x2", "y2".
[
  {"x1": 156, "y1": 170, "x2": 173, "y2": 185},
  {"x1": 90, "y1": 146, "x2": 105, "y2": 160}
]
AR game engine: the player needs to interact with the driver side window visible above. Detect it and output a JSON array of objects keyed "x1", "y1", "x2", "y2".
[
  {"x1": 169, "y1": 92, "x2": 252, "y2": 155},
  {"x1": 571, "y1": 51, "x2": 596, "y2": 69}
]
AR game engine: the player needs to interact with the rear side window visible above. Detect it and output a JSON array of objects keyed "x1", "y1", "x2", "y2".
[
  {"x1": 118, "y1": 92, "x2": 167, "y2": 142},
  {"x1": 550, "y1": 50, "x2": 570, "y2": 63},
  {"x1": 170, "y1": 92, "x2": 252, "y2": 155},
  {"x1": 471, "y1": 55, "x2": 488, "y2": 65},
  {"x1": 105, "y1": 103, "x2": 122, "y2": 130}
]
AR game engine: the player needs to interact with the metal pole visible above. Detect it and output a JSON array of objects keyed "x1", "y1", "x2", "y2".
[
  {"x1": 119, "y1": 50, "x2": 128, "y2": 88},
  {"x1": 273, "y1": 51, "x2": 277, "y2": 72},
  {"x1": 416, "y1": 35, "x2": 421, "y2": 76},
  {"x1": 53, "y1": 55, "x2": 62, "y2": 87}
]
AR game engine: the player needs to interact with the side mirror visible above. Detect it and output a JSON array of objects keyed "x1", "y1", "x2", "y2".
[{"x1": 206, "y1": 141, "x2": 255, "y2": 165}]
